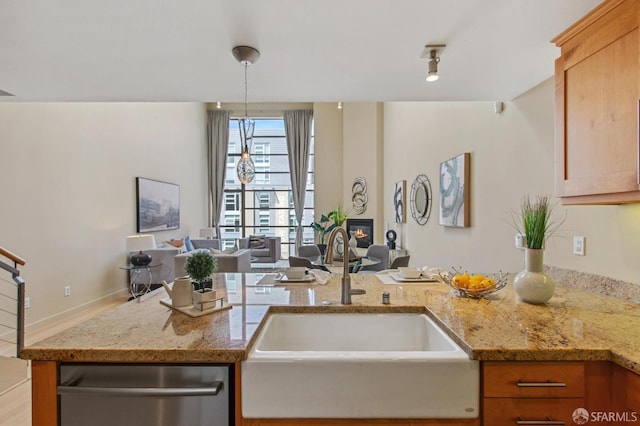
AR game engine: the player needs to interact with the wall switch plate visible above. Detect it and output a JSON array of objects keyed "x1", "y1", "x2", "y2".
[
  {"x1": 64, "y1": 286, "x2": 71, "y2": 297},
  {"x1": 515, "y1": 233, "x2": 524, "y2": 249},
  {"x1": 573, "y1": 236, "x2": 585, "y2": 256},
  {"x1": 24, "y1": 297, "x2": 30, "y2": 309}
]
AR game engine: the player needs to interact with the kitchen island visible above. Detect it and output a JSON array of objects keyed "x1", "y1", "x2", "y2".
[{"x1": 21, "y1": 271, "x2": 640, "y2": 425}]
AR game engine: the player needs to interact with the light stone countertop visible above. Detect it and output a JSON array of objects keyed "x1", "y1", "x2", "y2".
[{"x1": 20, "y1": 272, "x2": 640, "y2": 374}]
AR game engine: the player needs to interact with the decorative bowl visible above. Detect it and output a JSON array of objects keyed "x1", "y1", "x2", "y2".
[
  {"x1": 439, "y1": 267, "x2": 508, "y2": 299},
  {"x1": 398, "y1": 267, "x2": 422, "y2": 279},
  {"x1": 285, "y1": 267, "x2": 307, "y2": 280}
]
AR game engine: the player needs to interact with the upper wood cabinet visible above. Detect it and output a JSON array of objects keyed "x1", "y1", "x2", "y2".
[{"x1": 553, "y1": 0, "x2": 640, "y2": 204}]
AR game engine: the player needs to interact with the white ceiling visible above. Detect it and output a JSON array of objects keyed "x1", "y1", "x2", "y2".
[{"x1": 0, "y1": 0, "x2": 601, "y2": 103}]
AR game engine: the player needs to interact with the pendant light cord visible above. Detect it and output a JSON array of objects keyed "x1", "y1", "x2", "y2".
[
  {"x1": 244, "y1": 64, "x2": 249, "y2": 119},
  {"x1": 243, "y1": 63, "x2": 249, "y2": 150}
]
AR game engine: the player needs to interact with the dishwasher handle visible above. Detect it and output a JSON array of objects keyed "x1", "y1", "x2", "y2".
[{"x1": 58, "y1": 381, "x2": 223, "y2": 397}]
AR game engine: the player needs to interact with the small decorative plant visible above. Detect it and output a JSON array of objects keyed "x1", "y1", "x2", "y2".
[
  {"x1": 184, "y1": 251, "x2": 217, "y2": 292},
  {"x1": 311, "y1": 214, "x2": 336, "y2": 245},
  {"x1": 327, "y1": 205, "x2": 348, "y2": 227},
  {"x1": 513, "y1": 195, "x2": 563, "y2": 249},
  {"x1": 311, "y1": 205, "x2": 349, "y2": 245}
]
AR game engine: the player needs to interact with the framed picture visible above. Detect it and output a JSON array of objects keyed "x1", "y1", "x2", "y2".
[
  {"x1": 136, "y1": 177, "x2": 180, "y2": 232},
  {"x1": 439, "y1": 153, "x2": 470, "y2": 227},
  {"x1": 394, "y1": 180, "x2": 406, "y2": 223}
]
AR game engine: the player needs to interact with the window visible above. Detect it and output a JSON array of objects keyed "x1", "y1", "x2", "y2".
[{"x1": 220, "y1": 118, "x2": 314, "y2": 259}]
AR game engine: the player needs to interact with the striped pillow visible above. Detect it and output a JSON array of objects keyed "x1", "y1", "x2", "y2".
[{"x1": 249, "y1": 235, "x2": 266, "y2": 249}]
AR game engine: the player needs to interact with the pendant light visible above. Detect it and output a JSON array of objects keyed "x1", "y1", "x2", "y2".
[{"x1": 232, "y1": 46, "x2": 260, "y2": 185}]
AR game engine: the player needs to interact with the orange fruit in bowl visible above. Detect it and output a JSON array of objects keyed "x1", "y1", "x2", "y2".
[
  {"x1": 452, "y1": 274, "x2": 469, "y2": 289},
  {"x1": 467, "y1": 282, "x2": 479, "y2": 296},
  {"x1": 469, "y1": 274, "x2": 485, "y2": 286},
  {"x1": 480, "y1": 278, "x2": 496, "y2": 291}
]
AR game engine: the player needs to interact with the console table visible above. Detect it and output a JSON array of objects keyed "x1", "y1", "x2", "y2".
[{"x1": 120, "y1": 264, "x2": 160, "y2": 299}]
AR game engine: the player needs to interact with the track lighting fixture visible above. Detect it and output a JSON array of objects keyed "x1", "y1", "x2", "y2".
[{"x1": 424, "y1": 44, "x2": 445, "y2": 82}]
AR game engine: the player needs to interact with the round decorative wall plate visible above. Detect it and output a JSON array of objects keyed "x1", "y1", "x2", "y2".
[
  {"x1": 351, "y1": 177, "x2": 367, "y2": 215},
  {"x1": 410, "y1": 174, "x2": 433, "y2": 225}
]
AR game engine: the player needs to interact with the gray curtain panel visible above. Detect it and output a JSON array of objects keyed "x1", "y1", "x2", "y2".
[
  {"x1": 284, "y1": 109, "x2": 314, "y2": 253},
  {"x1": 206, "y1": 110, "x2": 231, "y2": 238}
]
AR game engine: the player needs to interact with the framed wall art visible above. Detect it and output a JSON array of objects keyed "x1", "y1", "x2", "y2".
[
  {"x1": 394, "y1": 180, "x2": 406, "y2": 223},
  {"x1": 136, "y1": 177, "x2": 180, "y2": 233},
  {"x1": 439, "y1": 153, "x2": 470, "y2": 227}
]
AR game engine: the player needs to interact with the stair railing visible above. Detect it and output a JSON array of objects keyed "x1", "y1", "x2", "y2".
[{"x1": 0, "y1": 247, "x2": 26, "y2": 358}]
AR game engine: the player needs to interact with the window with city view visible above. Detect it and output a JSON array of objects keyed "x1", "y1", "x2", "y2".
[{"x1": 220, "y1": 118, "x2": 315, "y2": 259}]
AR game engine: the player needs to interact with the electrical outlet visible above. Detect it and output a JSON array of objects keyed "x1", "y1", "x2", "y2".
[
  {"x1": 515, "y1": 233, "x2": 524, "y2": 249},
  {"x1": 573, "y1": 236, "x2": 585, "y2": 256},
  {"x1": 64, "y1": 286, "x2": 71, "y2": 297},
  {"x1": 24, "y1": 297, "x2": 30, "y2": 309}
]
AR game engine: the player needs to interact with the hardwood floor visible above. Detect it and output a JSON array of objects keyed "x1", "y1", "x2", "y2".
[{"x1": 0, "y1": 296, "x2": 127, "y2": 426}]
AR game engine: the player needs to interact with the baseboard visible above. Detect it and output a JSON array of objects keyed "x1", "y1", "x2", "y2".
[
  {"x1": 23, "y1": 288, "x2": 129, "y2": 339},
  {"x1": 0, "y1": 288, "x2": 128, "y2": 354}
]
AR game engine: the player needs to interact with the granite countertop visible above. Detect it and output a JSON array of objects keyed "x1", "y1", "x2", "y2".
[{"x1": 21, "y1": 272, "x2": 640, "y2": 374}]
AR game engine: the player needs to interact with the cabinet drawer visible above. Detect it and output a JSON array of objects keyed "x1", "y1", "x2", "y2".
[
  {"x1": 483, "y1": 362, "x2": 585, "y2": 398},
  {"x1": 483, "y1": 398, "x2": 584, "y2": 425}
]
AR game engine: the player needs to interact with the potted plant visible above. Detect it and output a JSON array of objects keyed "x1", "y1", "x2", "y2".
[
  {"x1": 312, "y1": 205, "x2": 349, "y2": 255},
  {"x1": 311, "y1": 214, "x2": 335, "y2": 255},
  {"x1": 512, "y1": 195, "x2": 564, "y2": 304},
  {"x1": 184, "y1": 251, "x2": 217, "y2": 304},
  {"x1": 328, "y1": 205, "x2": 348, "y2": 227}
]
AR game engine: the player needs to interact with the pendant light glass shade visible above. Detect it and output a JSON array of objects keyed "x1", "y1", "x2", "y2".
[
  {"x1": 237, "y1": 144, "x2": 255, "y2": 184},
  {"x1": 237, "y1": 117, "x2": 256, "y2": 184}
]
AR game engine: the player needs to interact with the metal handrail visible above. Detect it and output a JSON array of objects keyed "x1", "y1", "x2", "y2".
[{"x1": 0, "y1": 246, "x2": 26, "y2": 358}]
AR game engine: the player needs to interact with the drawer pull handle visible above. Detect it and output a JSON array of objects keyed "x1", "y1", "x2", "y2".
[
  {"x1": 517, "y1": 380, "x2": 566, "y2": 388},
  {"x1": 58, "y1": 381, "x2": 223, "y2": 397},
  {"x1": 516, "y1": 416, "x2": 565, "y2": 425}
]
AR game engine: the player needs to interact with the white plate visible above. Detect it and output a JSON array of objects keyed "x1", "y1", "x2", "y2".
[
  {"x1": 274, "y1": 273, "x2": 316, "y2": 283},
  {"x1": 389, "y1": 272, "x2": 440, "y2": 283}
]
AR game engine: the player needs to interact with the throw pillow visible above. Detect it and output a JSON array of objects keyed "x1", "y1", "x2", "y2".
[
  {"x1": 209, "y1": 248, "x2": 223, "y2": 255},
  {"x1": 249, "y1": 235, "x2": 266, "y2": 249},
  {"x1": 164, "y1": 239, "x2": 184, "y2": 249},
  {"x1": 184, "y1": 236, "x2": 194, "y2": 252},
  {"x1": 223, "y1": 246, "x2": 238, "y2": 254}
]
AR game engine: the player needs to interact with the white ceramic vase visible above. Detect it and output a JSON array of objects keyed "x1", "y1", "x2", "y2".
[
  {"x1": 513, "y1": 248, "x2": 555, "y2": 304},
  {"x1": 349, "y1": 231, "x2": 358, "y2": 250}
]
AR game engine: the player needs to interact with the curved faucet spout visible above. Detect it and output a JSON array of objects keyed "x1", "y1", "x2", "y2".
[{"x1": 325, "y1": 227, "x2": 365, "y2": 305}]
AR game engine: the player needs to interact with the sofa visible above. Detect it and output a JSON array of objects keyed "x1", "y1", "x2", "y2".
[
  {"x1": 174, "y1": 248, "x2": 252, "y2": 277},
  {"x1": 238, "y1": 236, "x2": 281, "y2": 263}
]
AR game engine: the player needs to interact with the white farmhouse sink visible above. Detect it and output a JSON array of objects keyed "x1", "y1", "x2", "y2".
[{"x1": 241, "y1": 313, "x2": 479, "y2": 419}]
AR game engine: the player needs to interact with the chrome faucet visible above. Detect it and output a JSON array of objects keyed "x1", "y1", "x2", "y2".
[{"x1": 325, "y1": 227, "x2": 366, "y2": 304}]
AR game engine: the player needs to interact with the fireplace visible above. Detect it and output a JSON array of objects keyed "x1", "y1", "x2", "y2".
[{"x1": 346, "y1": 219, "x2": 373, "y2": 248}]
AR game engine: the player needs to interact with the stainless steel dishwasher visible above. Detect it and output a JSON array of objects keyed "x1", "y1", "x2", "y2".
[{"x1": 58, "y1": 364, "x2": 232, "y2": 426}]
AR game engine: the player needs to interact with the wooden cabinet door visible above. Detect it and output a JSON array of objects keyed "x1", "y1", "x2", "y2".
[
  {"x1": 628, "y1": 369, "x2": 640, "y2": 412},
  {"x1": 554, "y1": 0, "x2": 640, "y2": 204}
]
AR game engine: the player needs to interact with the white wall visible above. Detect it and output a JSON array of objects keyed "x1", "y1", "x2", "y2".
[
  {"x1": 342, "y1": 103, "x2": 385, "y2": 244},
  {"x1": 0, "y1": 103, "x2": 208, "y2": 326},
  {"x1": 383, "y1": 79, "x2": 640, "y2": 285},
  {"x1": 312, "y1": 103, "x2": 344, "y2": 235}
]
